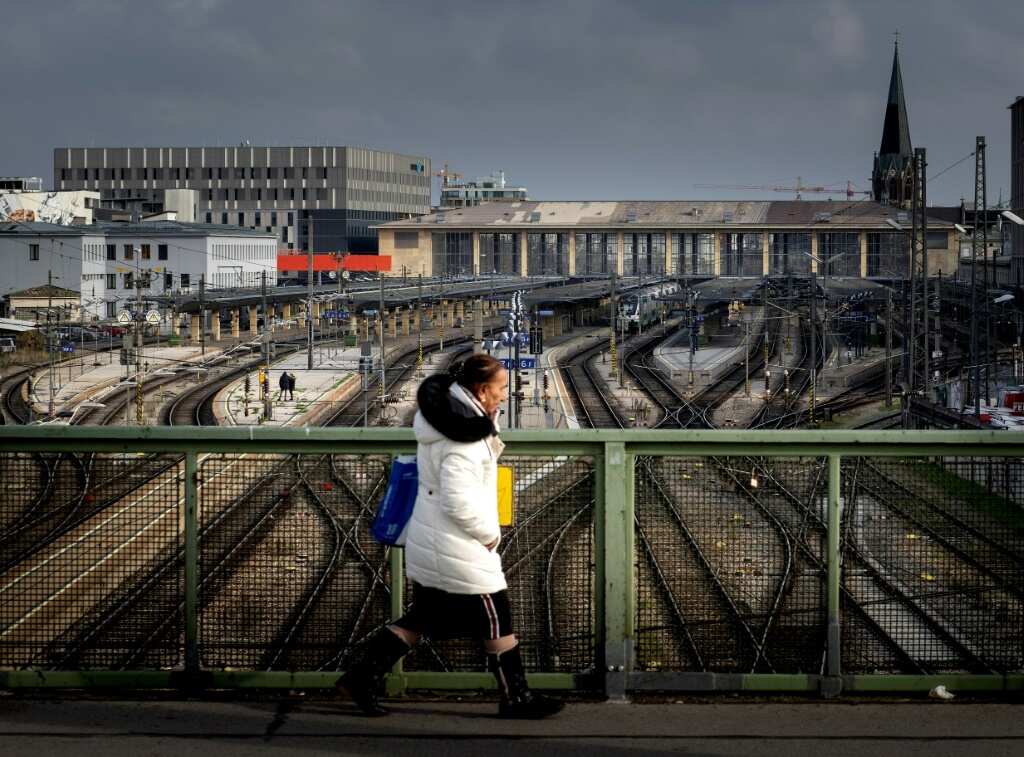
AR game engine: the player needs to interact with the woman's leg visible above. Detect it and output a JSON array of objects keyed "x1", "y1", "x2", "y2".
[
  {"x1": 483, "y1": 634, "x2": 517, "y2": 654},
  {"x1": 388, "y1": 624, "x2": 421, "y2": 646},
  {"x1": 479, "y1": 591, "x2": 562, "y2": 719}
]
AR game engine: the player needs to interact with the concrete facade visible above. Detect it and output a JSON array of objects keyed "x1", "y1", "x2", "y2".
[
  {"x1": 376, "y1": 200, "x2": 958, "y2": 281},
  {"x1": 54, "y1": 146, "x2": 432, "y2": 255},
  {"x1": 0, "y1": 220, "x2": 276, "y2": 321}
]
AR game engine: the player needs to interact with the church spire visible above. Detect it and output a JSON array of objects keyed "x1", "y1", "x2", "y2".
[
  {"x1": 879, "y1": 38, "x2": 912, "y2": 157},
  {"x1": 872, "y1": 37, "x2": 915, "y2": 208}
]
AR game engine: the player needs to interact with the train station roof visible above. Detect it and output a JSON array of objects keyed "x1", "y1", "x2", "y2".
[
  {"x1": 163, "y1": 275, "x2": 569, "y2": 313},
  {"x1": 378, "y1": 200, "x2": 955, "y2": 230}
]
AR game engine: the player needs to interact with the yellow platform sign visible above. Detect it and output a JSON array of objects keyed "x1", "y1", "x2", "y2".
[{"x1": 497, "y1": 465, "x2": 513, "y2": 526}]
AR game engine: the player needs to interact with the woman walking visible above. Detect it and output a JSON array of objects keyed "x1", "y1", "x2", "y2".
[{"x1": 337, "y1": 353, "x2": 563, "y2": 719}]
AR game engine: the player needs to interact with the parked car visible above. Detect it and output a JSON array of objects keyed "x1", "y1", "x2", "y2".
[
  {"x1": 98, "y1": 324, "x2": 127, "y2": 336},
  {"x1": 0, "y1": 337, "x2": 16, "y2": 353}
]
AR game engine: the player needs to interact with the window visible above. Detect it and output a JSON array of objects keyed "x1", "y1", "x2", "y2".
[
  {"x1": 141, "y1": 244, "x2": 151, "y2": 260},
  {"x1": 185, "y1": 167, "x2": 193, "y2": 180},
  {"x1": 151, "y1": 168, "x2": 163, "y2": 180},
  {"x1": 289, "y1": 188, "x2": 295, "y2": 200},
  {"x1": 106, "y1": 301, "x2": 117, "y2": 318},
  {"x1": 321, "y1": 167, "x2": 328, "y2": 179},
  {"x1": 234, "y1": 168, "x2": 245, "y2": 179},
  {"x1": 238, "y1": 212, "x2": 244, "y2": 226},
  {"x1": 124, "y1": 244, "x2": 134, "y2": 260},
  {"x1": 256, "y1": 188, "x2": 261, "y2": 201},
  {"x1": 218, "y1": 167, "x2": 225, "y2": 180},
  {"x1": 158, "y1": 244, "x2": 168, "y2": 260},
  {"x1": 105, "y1": 244, "x2": 115, "y2": 260},
  {"x1": 234, "y1": 189, "x2": 239, "y2": 201},
  {"x1": 164, "y1": 272, "x2": 173, "y2": 289},
  {"x1": 221, "y1": 212, "x2": 228, "y2": 224},
  {"x1": 283, "y1": 167, "x2": 294, "y2": 179},
  {"x1": 250, "y1": 167, "x2": 258, "y2": 179},
  {"x1": 204, "y1": 167, "x2": 214, "y2": 179},
  {"x1": 267, "y1": 167, "x2": 278, "y2": 179},
  {"x1": 124, "y1": 272, "x2": 133, "y2": 290},
  {"x1": 395, "y1": 231, "x2": 418, "y2": 249},
  {"x1": 273, "y1": 188, "x2": 279, "y2": 201},
  {"x1": 270, "y1": 211, "x2": 277, "y2": 226},
  {"x1": 926, "y1": 231, "x2": 949, "y2": 250},
  {"x1": 29, "y1": 244, "x2": 39, "y2": 261},
  {"x1": 206, "y1": 189, "x2": 214, "y2": 201},
  {"x1": 302, "y1": 188, "x2": 308, "y2": 201},
  {"x1": 106, "y1": 273, "x2": 116, "y2": 289},
  {"x1": 180, "y1": 273, "x2": 190, "y2": 289},
  {"x1": 254, "y1": 211, "x2": 261, "y2": 226},
  {"x1": 302, "y1": 167, "x2": 309, "y2": 179},
  {"x1": 287, "y1": 212, "x2": 294, "y2": 226},
  {"x1": 205, "y1": 212, "x2": 212, "y2": 224}
]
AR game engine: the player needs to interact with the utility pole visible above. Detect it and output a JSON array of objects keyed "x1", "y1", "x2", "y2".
[
  {"x1": 416, "y1": 274, "x2": 424, "y2": 376},
  {"x1": 46, "y1": 269, "x2": 55, "y2": 421},
  {"x1": 262, "y1": 270, "x2": 272, "y2": 421},
  {"x1": 885, "y1": 286, "x2": 893, "y2": 408},
  {"x1": 609, "y1": 269, "x2": 619, "y2": 385},
  {"x1": 971, "y1": 137, "x2": 986, "y2": 416},
  {"x1": 307, "y1": 215, "x2": 315, "y2": 371},
  {"x1": 198, "y1": 274, "x2": 206, "y2": 356},
  {"x1": 136, "y1": 256, "x2": 145, "y2": 425},
  {"x1": 378, "y1": 273, "x2": 386, "y2": 408},
  {"x1": 809, "y1": 267, "x2": 817, "y2": 425},
  {"x1": 473, "y1": 296, "x2": 482, "y2": 354}
]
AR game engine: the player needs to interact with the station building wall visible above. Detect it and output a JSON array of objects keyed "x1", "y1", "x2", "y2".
[{"x1": 377, "y1": 228, "x2": 957, "y2": 280}]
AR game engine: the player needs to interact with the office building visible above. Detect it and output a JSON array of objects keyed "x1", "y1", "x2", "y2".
[
  {"x1": 54, "y1": 145, "x2": 431, "y2": 253},
  {"x1": 440, "y1": 170, "x2": 528, "y2": 208},
  {"x1": 0, "y1": 220, "x2": 276, "y2": 320}
]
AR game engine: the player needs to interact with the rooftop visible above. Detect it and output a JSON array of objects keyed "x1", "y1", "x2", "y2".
[
  {"x1": 380, "y1": 200, "x2": 955, "y2": 230},
  {"x1": 0, "y1": 220, "x2": 276, "y2": 238},
  {"x1": 6, "y1": 284, "x2": 79, "y2": 299}
]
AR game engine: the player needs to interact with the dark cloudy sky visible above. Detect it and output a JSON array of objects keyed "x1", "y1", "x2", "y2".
[{"x1": 2, "y1": 0, "x2": 1020, "y2": 205}]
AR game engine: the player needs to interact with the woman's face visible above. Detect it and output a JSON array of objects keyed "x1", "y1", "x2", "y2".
[{"x1": 473, "y1": 368, "x2": 509, "y2": 417}]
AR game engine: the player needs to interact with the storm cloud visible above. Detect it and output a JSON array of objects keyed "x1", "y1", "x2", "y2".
[{"x1": 1, "y1": 0, "x2": 1020, "y2": 205}]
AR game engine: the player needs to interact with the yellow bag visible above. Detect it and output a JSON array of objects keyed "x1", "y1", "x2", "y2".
[{"x1": 497, "y1": 465, "x2": 513, "y2": 526}]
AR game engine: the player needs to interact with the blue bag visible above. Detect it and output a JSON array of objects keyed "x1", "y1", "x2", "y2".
[{"x1": 371, "y1": 455, "x2": 418, "y2": 546}]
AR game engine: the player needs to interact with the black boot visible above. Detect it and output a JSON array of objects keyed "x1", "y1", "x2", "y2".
[
  {"x1": 336, "y1": 627, "x2": 410, "y2": 716},
  {"x1": 488, "y1": 645, "x2": 564, "y2": 719}
]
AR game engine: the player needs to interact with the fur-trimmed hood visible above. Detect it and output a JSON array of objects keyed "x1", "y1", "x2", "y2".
[{"x1": 414, "y1": 374, "x2": 496, "y2": 444}]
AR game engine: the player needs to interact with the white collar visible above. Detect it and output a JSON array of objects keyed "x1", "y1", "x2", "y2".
[{"x1": 449, "y1": 381, "x2": 500, "y2": 432}]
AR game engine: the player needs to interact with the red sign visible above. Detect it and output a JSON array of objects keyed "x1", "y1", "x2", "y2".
[{"x1": 277, "y1": 253, "x2": 391, "y2": 273}]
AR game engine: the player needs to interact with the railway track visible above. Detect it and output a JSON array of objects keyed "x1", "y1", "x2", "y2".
[{"x1": 10, "y1": 324, "x2": 494, "y2": 669}]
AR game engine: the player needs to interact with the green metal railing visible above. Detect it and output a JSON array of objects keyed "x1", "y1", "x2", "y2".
[{"x1": 0, "y1": 427, "x2": 1021, "y2": 698}]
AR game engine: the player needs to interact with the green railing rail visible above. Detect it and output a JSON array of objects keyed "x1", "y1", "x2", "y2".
[{"x1": 0, "y1": 427, "x2": 1022, "y2": 698}]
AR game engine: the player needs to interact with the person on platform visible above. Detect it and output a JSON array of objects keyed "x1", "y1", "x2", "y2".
[
  {"x1": 286, "y1": 372, "x2": 297, "y2": 401},
  {"x1": 278, "y1": 371, "x2": 289, "y2": 401},
  {"x1": 336, "y1": 353, "x2": 563, "y2": 720}
]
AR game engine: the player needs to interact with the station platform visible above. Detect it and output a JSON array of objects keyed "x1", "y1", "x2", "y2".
[
  {"x1": 0, "y1": 697, "x2": 1017, "y2": 756},
  {"x1": 655, "y1": 307, "x2": 763, "y2": 389},
  {"x1": 216, "y1": 345, "x2": 360, "y2": 427},
  {"x1": 29, "y1": 345, "x2": 221, "y2": 418}
]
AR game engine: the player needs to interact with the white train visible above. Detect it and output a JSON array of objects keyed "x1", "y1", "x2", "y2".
[{"x1": 621, "y1": 282, "x2": 680, "y2": 332}]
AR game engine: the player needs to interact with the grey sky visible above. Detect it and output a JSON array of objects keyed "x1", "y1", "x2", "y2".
[{"x1": 2, "y1": 0, "x2": 1020, "y2": 206}]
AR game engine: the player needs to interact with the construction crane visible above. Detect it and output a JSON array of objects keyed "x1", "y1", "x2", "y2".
[
  {"x1": 434, "y1": 163, "x2": 463, "y2": 189},
  {"x1": 693, "y1": 177, "x2": 872, "y2": 200}
]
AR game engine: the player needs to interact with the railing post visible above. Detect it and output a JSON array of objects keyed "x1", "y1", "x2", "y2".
[
  {"x1": 823, "y1": 453, "x2": 843, "y2": 697},
  {"x1": 385, "y1": 546, "x2": 406, "y2": 696},
  {"x1": 602, "y1": 441, "x2": 634, "y2": 701},
  {"x1": 184, "y1": 452, "x2": 199, "y2": 676}
]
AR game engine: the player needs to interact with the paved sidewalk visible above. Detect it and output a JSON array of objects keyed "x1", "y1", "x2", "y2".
[{"x1": 0, "y1": 699, "x2": 1019, "y2": 756}]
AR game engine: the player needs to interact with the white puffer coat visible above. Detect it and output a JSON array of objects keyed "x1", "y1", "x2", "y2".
[{"x1": 405, "y1": 376, "x2": 507, "y2": 595}]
